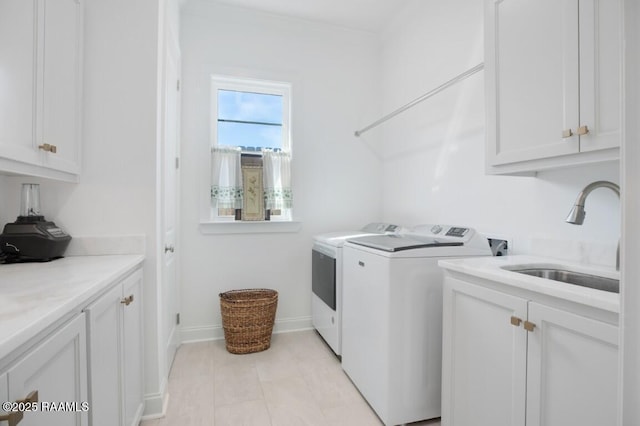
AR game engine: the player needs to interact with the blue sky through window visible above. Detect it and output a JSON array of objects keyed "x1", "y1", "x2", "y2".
[{"x1": 217, "y1": 90, "x2": 283, "y2": 150}]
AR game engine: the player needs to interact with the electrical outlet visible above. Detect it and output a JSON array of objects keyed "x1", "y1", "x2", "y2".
[{"x1": 486, "y1": 235, "x2": 513, "y2": 256}]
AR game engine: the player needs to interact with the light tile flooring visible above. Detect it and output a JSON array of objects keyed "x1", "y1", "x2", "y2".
[{"x1": 141, "y1": 330, "x2": 442, "y2": 426}]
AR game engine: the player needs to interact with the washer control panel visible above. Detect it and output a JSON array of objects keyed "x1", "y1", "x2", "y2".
[
  {"x1": 362, "y1": 223, "x2": 400, "y2": 234},
  {"x1": 409, "y1": 224, "x2": 472, "y2": 239},
  {"x1": 445, "y1": 227, "x2": 469, "y2": 237}
]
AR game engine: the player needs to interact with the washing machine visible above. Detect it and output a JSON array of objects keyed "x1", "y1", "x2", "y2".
[
  {"x1": 312, "y1": 223, "x2": 401, "y2": 356},
  {"x1": 341, "y1": 224, "x2": 491, "y2": 426}
]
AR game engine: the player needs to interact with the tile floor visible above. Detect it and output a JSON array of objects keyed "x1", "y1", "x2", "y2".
[{"x1": 140, "y1": 330, "x2": 442, "y2": 426}]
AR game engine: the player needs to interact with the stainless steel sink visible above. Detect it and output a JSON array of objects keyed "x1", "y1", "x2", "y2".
[{"x1": 506, "y1": 267, "x2": 619, "y2": 294}]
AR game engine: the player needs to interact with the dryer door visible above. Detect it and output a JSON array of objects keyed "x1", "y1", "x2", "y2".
[{"x1": 312, "y1": 248, "x2": 336, "y2": 310}]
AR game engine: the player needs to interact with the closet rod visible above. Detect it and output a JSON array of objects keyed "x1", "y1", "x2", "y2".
[{"x1": 354, "y1": 62, "x2": 484, "y2": 137}]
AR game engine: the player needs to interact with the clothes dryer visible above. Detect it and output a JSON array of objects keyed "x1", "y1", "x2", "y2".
[{"x1": 312, "y1": 223, "x2": 400, "y2": 355}]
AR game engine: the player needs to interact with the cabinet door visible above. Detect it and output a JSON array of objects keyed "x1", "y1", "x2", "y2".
[
  {"x1": 122, "y1": 270, "x2": 143, "y2": 426},
  {"x1": 0, "y1": 373, "x2": 8, "y2": 422},
  {"x1": 8, "y1": 314, "x2": 88, "y2": 426},
  {"x1": 0, "y1": 0, "x2": 40, "y2": 166},
  {"x1": 39, "y1": 0, "x2": 82, "y2": 174},
  {"x1": 85, "y1": 284, "x2": 123, "y2": 426},
  {"x1": 578, "y1": 0, "x2": 622, "y2": 152},
  {"x1": 485, "y1": 0, "x2": 580, "y2": 165},
  {"x1": 525, "y1": 302, "x2": 618, "y2": 426},
  {"x1": 441, "y1": 276, "x2": 528, "y2": 426}
]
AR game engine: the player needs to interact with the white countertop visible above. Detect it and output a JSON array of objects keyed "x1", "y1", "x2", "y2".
[
  {"x1": 0, "y1": 255, "x2": 144, "y2": 364},
  {"x1": 438, "y1": 255, "x2": 620, "y2": 313}
]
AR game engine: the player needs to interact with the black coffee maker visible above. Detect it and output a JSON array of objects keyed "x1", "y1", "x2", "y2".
[{"x1": 0, "y1": 184, "x2": 71, "y2": 262}]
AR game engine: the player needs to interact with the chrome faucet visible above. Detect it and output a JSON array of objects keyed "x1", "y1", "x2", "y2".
[{"x1": 566, "y1": 181, "x2": 620, "y2": 270}]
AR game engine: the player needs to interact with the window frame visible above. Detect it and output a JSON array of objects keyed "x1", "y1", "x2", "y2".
[
  {"x1": 206, "y1": 75, "x2": 296, "y2": 229},
  {"x1": 210, "y1": 75, "x2": 291, "y2": 153}
]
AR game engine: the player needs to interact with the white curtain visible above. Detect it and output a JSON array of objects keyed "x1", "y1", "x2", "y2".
[
  {"x1": 211, "y1": 147, "x2": 243, "y2": 209},
  {"x1": 262, "y1": 149, "x2": 293, "y2": 210}
]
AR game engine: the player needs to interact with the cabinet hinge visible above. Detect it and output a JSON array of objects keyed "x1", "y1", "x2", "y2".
[
  {"x1": 176, "y1": 313, "x2": 180, "y2": 325},
  {"x1": 177, "y1": 80, "x2": 180, "y2": 91},
  {"x1": 175, "y1": 157, "x2": 179, "y2": 169}
]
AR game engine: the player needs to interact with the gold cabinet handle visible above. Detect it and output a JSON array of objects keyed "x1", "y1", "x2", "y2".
[
  {"x1": 562, "y1": 129, "x2": 573, "y2": 138},
  {"x1": 524, "y1": 321, "x2": 536, "y2": 332},
  {"x1": 0, "y1": 411, "x2": 23, "y2": 426},
  {"x1": 0, "y1": 390, "x2": 39, "y2": 426},
  {"x1": 577, "y1": 125, "x2": 589, "y2": 136},
  {"x1": 510, "y1": 316, "x2": 523, "y2": 327},
  {"x1": 18, "y1": 390, "x2": 38, "y2": 405},
  {"x1": 121, "y1": 295, "x2": 134, "y2": 306},
  {"x1": 38, "y1": 144, "x2": 57, "y2": 153}
]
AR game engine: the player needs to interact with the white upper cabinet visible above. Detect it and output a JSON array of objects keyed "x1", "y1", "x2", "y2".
[
  {"x1": 0, "y1": 0, "x2": 39, "y2": 167},
  {"x1": 40, "y1": 0, "x2": 83, "y2": 175},
  {"x1": 0, "y1": 0, "x2": 83, "y2": 182},
  {"x1": 485, "y1": 0, "x2": 622, "y2": 174}
]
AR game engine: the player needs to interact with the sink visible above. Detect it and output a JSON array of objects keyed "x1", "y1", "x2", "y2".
[{"x1": 503, "y1": 267, "x2": 619, "y2": 294}]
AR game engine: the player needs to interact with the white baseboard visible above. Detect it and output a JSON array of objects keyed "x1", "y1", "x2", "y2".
[
  {"x1": 141, "y1": 376, "x2": 169, "y2": 420},
  {"x1": 180, "y1": 316, "x2": 313, "y2": 344}
]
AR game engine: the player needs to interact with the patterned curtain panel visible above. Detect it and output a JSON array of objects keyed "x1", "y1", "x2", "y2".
[
  {"x1": 262, "y1": 149, "x2": 293, "y2": 210},
  {"x1": 211, "y1": 147, "x2": 243, "y2": 209}
]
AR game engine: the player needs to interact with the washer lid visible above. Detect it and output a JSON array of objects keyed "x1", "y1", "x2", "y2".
[
  {"x1": 314, "y1": 231, "x2": 378, "y2": 247},
  {"x1": 347, "y1": 235, "x2": 463, "y2": 252}
]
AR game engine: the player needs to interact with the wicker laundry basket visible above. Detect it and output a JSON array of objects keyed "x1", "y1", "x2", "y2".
[{"x1": 219, "y1": 289, "x2": 278, "y2": 354}]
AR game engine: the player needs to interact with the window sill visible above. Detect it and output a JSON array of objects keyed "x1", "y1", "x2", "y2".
[{"x1": 199, "y1": 220, "x2": 302, "y2": 235}]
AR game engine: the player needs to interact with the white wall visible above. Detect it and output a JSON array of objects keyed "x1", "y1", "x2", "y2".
[
  {"x1": 377, "y1": 0, "x2": 621, "y2": 266},
  {"x1": 179, "y1": 1, "x2": 382, "y2": 341}
]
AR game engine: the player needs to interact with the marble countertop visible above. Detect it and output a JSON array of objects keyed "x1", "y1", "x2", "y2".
[
  {"x1": 0, "y1": 255, "x2": 144, "y2": 364},
  {"x1": 438, "y1": 255, "x2": 620, "y2": 313}
]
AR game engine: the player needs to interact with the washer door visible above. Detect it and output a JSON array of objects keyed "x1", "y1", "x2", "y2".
[{"x1": 312, "y1": 248, "x2": 336, "y2": 310}]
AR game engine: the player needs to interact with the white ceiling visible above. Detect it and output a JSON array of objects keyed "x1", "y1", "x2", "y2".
[{"x1": 209, "y1": 0, "x2": 411, "y2": 32}]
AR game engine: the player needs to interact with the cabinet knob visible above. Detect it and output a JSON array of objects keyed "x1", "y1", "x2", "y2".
[
  {"x1": 38, "y1": 143, "x2": 57, "y2": 153},
  {"x1": 562, "y1": 129, "x2": 573, "y2": 138},
  {"x1": 510, "y1": 316, "x2": 523, "y2": 327},
  {"x1": 121, "y1": 295, "x2": 134, "y2": 306},
  {"x1": 577, "y1": 125, "x2": 589, "y2": 136},
  {"x1": 524, "y1": 321, "x2": 536, "y2": 332},
  {"x1": 0, "y1": 390, "x2": 38, "y2": 426},
  {"x1": 0, "y1": 410, "x2": 23, "y2": 426}
]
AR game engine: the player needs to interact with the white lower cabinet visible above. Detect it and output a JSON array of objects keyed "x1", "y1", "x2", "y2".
[
  {"x1": 85, "y1": 269, "x2": 143, "y2": 426},
  {"x1": 0, "y1": 373, "x2": 7, "y2": 421},
  {"x1": 6, "y1": 314, "x2": 88, "y2": 426},
  {"x1": 442, "y1": 276, "x2": 618, "y2": 426},
  {"x1": 525, "y1": 302, "x2": 618, "y2": 426}
]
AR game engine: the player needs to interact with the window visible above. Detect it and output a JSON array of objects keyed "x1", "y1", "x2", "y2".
[
  {"x1": 210, "y1": 76, "x2": 292, "y2": 222},
  {"x1": 211, "y1": 76, "x2": 290, "y2": 153},
  {"x1": 217, "y1": 90, "x2": 283, "y2": 151}
]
